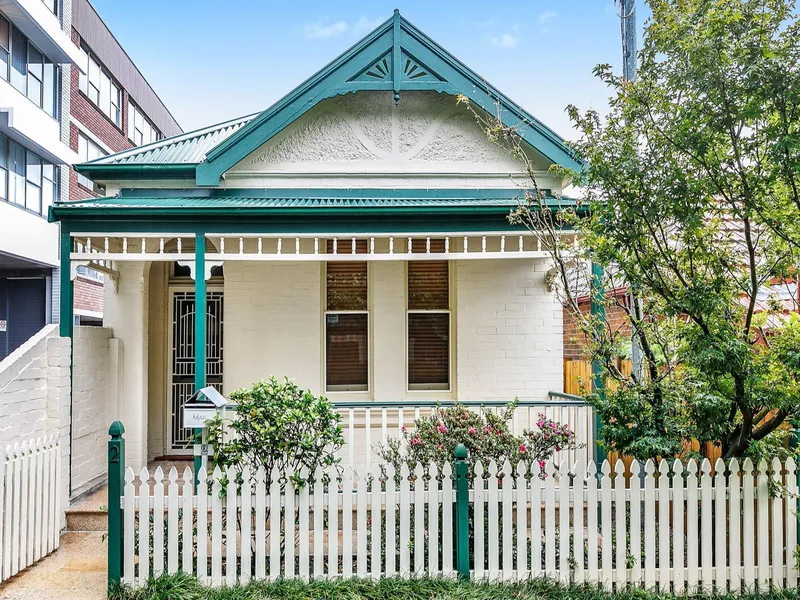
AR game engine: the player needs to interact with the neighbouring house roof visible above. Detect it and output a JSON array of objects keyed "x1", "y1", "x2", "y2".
[
  {"x1": 72, "y1": 10, "x2": 580, "y2": 186},
  {"x1": 79, "y1": 114, "x2": 257, "y2": 169}
]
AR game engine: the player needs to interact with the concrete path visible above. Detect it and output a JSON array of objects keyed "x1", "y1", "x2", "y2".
[{"x1": 0, "y1": 532, "x2": 107, "y2": 600}]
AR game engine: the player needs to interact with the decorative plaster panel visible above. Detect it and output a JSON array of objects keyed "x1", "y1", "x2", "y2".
[{"x1": 231, "y1": 91, "x2": 543, "y2": 175}]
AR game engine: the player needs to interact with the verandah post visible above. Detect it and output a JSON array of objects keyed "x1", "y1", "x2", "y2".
[
  {"x1": 590, "y1": 261, "x2": 606, "y2": 466},
  {"x1": 454, "y1": 443, "x2": 470, "y2": 581},
  {"x1": 107, "y1": 421, "x2": 126, "y2": 591},
  {"x1": 193, "y1": 233, "x2": 207, "y2": 488}
]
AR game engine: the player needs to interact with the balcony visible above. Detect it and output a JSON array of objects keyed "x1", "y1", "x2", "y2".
[
  {"x1": 0, "y1": 77, "x2": 77, "y2": 165},
  {"x1": 0, "y1": 0, "x2": 84, "y2": 68}
]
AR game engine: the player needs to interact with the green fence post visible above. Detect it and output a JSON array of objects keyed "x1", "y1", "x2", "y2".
[
  {"x1": 454, "y1": 443, "x2": 470, "y2": 581},
  {"x1": 108, "y1": 421, "x2": 125, "y2": 591}
]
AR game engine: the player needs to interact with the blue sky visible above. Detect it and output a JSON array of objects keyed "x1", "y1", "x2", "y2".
[{"x1": 91, "y1": 0, "x2": 648, "y2": 141}]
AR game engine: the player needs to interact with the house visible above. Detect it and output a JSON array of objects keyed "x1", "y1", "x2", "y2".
[{"x1": 49, "y1": 11, "x2": 584, "y2": 485}]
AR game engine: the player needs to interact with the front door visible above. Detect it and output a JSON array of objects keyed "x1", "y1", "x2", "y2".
[{"x1": 167, "y1": 290, "x2": 224, "y2": 454}]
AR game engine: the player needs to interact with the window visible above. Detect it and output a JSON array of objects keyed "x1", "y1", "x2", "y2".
[
  {"x1": 0, "y1": 133, "x2": 58, "y2": 217},
  {"x1": 42, "y1": 0, "x2": 58, "y2": 16},
  {"x1": 2, "y1": 20, "x2": 57, "y2": 116},
  {"x1": 0, "y1": 15, "x2": 9, "y2": 82},
  {"x1": 407, "y1": 239, "x2": 450, "y2": 390},
  {"x1": 127, "y1": 101, "x2": 161, "y2": 146},
  {"x1": 77, "y1": 133, "x2": 106, "y2": 191},
  {"x1": 78, "y1": 45, "x2": 122, "y2": 127},
  {"x1": 325, "y1": 240, "x2": 368, "y2": 392}
]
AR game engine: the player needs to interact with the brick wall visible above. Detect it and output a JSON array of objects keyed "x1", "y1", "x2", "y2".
[
  {"x1": 0, "y1": 325, "x2": 70, "y2": 513},
  {"x1": 455, "y1": 259, "x2": 563, "y2": 401},
  {"x1": 563, "y1": 296, "x2": 632, "y2": 360},
  {"x1": 74, "y1": 276, "x2": 104, "y2": 314},
  {"x1": 70, "y1": 326, "x2": 112, "y2": 496},
  {"x1": 68, "y1": 26, "x2": 138, "y2": 202}
]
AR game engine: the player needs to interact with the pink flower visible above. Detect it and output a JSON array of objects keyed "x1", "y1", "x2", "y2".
[
  {"x1": 401, "y1": 425, "x2": 406, "y2": 432},
  {"x1": 412, "y1": 437, "x2": 421, "y2": 446},
  {"x1": 538, "y1": 460, "x2": 546, "y2": 469},
  {"x1": 519, "y1": 445, "x2": 527, "y2": 454},
  {"x1": 537, "y1": 420, "x2": 545, "y2": 428},
  {"x1": 437, "y1": 424, "x2": 448, "y2": 434},
  {"x1": 468, "y1": 427, "x2": 476, "y2": 435}
]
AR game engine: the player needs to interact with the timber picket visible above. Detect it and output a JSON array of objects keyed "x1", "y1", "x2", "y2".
[{"x1": 116, "y1": 456, "x2": 800, "y2": 590}]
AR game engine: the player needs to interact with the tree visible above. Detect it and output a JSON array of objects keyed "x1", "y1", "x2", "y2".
[{"x1": 466, "y1": 0, "x2": 800, "y2": 460}]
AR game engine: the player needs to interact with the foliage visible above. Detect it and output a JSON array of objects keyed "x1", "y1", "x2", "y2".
[
  {"x1": 464, "y1": 0, "x2": 800, "y2": 460},
  {"x1": 376, "y1": 401, "x2": 580, "y2": 472},
  {"x1": 204, "y1": 376, "x2": 344, "y2": 489},
  {"x1": 112, "y1": 572, "x2": 800, "y2": 600}
]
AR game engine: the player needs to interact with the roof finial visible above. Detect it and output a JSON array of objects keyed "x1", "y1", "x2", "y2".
[{"x1": 393, "y1": 8, "x2": 400, "y2": 15}]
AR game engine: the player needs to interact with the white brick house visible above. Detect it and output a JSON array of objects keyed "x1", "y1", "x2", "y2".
[{"x1": 48, "y1": 11, "x2": 589, "y2": 481}]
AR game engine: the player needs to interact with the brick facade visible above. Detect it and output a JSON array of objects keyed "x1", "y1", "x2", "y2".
[
  {"x1": 563, "y1": 294, "x2": 632, "y2": 360},
  {"x1": 74, "y1": 276, "x2": 104, "y2": 315}
]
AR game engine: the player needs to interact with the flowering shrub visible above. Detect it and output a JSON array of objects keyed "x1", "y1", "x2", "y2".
[
  {"x1": 376, "y1": 400, "x2": 580, "y2": 473},
  {"x1": 204, "y1": 376, "x2": 344, "y2": 490}
]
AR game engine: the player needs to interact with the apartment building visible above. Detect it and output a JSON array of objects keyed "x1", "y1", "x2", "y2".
[{"x1": 0, "y1": 0, "x2": 180, "y2": 359}]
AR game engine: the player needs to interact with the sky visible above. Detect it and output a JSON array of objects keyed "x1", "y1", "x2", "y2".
[{"x1": 90, "y1": 0, "x2": 649, "y2": 141}]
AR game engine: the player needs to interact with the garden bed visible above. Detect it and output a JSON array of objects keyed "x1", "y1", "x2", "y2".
[{"x1": 112, "y1": 574, "x2": 800, "y2": 600}]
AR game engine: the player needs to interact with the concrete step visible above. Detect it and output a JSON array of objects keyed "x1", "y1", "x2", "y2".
[{"x1": 66, "y1": 487, "x2": 108, "y2": 532}]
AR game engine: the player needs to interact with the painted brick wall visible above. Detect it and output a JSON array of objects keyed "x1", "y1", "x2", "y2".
[
  {"x1": 0, "y1": 325, "x2": 70, "y2": 515},
  {"x1": 455, "y1": 259, "x2": 563, "y2": 401},
  {"x1": 223, "y1": 260, "x2": 323, "y2": 394},
  {"x1": 70, "y1": 326, "x2": 112, "y2": 496}
]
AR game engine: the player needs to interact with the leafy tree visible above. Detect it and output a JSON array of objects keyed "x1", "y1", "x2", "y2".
[{"x1": 465, "y1": 0, "x2": 800, "y2": 460}]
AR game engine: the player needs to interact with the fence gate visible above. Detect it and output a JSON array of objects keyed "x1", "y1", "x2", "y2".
[{"x1": 168, "y1": 290, "x2": 223, "y2": 453}]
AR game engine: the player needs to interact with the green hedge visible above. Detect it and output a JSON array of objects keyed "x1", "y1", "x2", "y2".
[{"x1": 112, "y1": 573, "x2": 800, "y2": 600}]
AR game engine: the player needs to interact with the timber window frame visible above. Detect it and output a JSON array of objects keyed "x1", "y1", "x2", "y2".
[
  {"x1": 406, "y1": 239, "x2": 452, "y2": 392},
  {"x1": 324, "y1": 239, "x2": 370, "y2": 393}
]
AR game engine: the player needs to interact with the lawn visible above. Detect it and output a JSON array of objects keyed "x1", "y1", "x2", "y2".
[{"x1": 112, "y1": 574, "x2": 800, "y2": 600}]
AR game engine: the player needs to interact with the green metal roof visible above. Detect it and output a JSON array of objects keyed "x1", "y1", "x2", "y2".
[
  {"x1": 80, "y1": 114, "x2": 257, "y2": 167},
  {"x1": 50, "y1": 188, "x2": 578, "y2": 220}
]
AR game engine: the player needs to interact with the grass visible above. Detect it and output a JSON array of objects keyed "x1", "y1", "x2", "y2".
[{"x1": 111, "y1": 574, "x2": 800, "y2": 600}]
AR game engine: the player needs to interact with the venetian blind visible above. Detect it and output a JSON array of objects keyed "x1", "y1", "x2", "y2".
[
  {"x1": 408, "y1": 239, "x2": 449, "y2": 388},
  {"x1": 326, "y1": 239, "x2": 368, "y2": 389}
]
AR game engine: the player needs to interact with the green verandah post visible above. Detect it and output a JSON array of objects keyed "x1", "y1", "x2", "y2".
[
  {"x1": 590, "y1": 261, "x2": 606, "y2": 466},
  {"x1": 454, "y1": 443, "x2": 470, "y2": 581},
  {"x1": 107, "y1": 421, "x2": 125, "y2": 591},
  {"x1": 194, "y1": 233, "x2": 207, "y2": 489}
]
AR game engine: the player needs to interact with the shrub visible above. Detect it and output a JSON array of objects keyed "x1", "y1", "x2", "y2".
[
  {"x1": 204, "y1": 376, "x2": 344, "y2": 489},
  {"x1": 376, "y1": 400, "x2": 580, "y2": 474}
]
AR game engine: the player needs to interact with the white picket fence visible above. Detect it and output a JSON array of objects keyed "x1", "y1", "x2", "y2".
[
  {"x1": 0, "y1": 435, "x2": 61, "y2": 583},
  {"x1": 121, "y1": 456, "x2": 799, "y2": 591}
]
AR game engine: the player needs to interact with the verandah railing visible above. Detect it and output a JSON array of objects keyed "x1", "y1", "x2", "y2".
[
  {"x1": 221, "y1": 396, "x2": 595, "y2": 469},
  {"x1": 108, "y1": 424, "x2": 800, "y2": 592}
]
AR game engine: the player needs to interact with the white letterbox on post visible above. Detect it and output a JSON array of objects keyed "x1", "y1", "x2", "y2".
[
  {"x1": 183, "y1": 386, "x2": 228, "y2": 428},
  {"x1": 183, "y1": 386, "x2": 228, "y2": 462}
]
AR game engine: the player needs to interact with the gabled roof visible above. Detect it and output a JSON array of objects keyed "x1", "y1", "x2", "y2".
[{"x1": 74, "y1": 10, "x2": 580, "y2": 185}]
